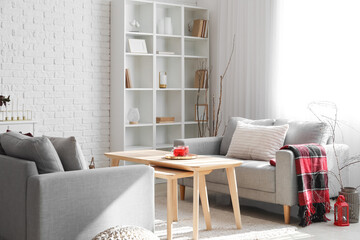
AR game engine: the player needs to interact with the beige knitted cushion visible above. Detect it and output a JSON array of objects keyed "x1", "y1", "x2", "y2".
[
  {"x1": 226, "y1": 122, "x2": 289, "y2": 161},
  {"x1": 93, "y1": 226, "x2": 159, "y2": 240}
]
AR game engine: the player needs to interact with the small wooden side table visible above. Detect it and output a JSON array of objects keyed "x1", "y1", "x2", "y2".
[{"x1": 153, "y1": 167, "x2": 212, "y2": 240}]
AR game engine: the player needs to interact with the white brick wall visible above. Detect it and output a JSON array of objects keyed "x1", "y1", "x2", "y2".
[
  {"x1": 0, "y1": 0, "x2": 111, "y2": 167},
  {"x1": 0, "y1": 0, "x2": 197, "y2": 168}
]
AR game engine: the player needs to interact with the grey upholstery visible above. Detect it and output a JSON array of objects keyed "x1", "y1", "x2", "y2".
[
  {"x1": 176, "y1": 117, "x2": 350, "y2": 211},
  {"x1": 46, "y1": 136, "x2": 88, "y2": 171},
  {"x1": 0, "y1": 133, "x2": 6, "y2": 155},
  {"x1": 203, "y1": 156, "x2": 276, "y2": 192},
  {"x1": 174, "y1": 137, "x2": 222, "y2": 155},
  {"x1": 274, "y1": 119, "x2": 330, "y2": 145},
  {"x1": 1, "y1": 132, "x2": 64, "y2": 174},
  {"x1": 220, "y1": 117, "x2": 275, "y2": 155},
  {"x1": 0, "y1": 155, "x2": 38, "y2": 240},
  {"x1": 0, "y1": 155, "x2": 155, "y2": 240}
]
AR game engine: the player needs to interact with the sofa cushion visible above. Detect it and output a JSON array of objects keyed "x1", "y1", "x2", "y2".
[
  {"x1": 205, "y1": 156, "x2": 276, "y2": 192},
  {"x1": 274, "y1": 119, "x2": 330, "y2": 145},
  {"x1": 46, "y1": 136, "x2": 88, "y2": 171},
  {"x1": 1, "y1": 132, "x2": 64, "y2": 174},
  {"x1": 226, "y1": 122, "x2": 289, "y2": 161},
  {"x1": 220, "y1": 117, "x2": 275, "y2": 155}
]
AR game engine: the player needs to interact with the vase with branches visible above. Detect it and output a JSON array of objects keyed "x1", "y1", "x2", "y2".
[
  {"x1": 196, "y1": 36, "x2": 236, "y2": 137},
  {"x1": 308, "y1": 101, "x2": 360, "y2": 223}
]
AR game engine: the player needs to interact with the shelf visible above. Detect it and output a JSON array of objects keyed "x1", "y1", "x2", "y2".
[
  {"x1": 156, "y1": 34, "x2": 181, "y2": 39},
  {"x1": 184, "y1": 88, "x2": 208, "y2": 91},
  {"x1": 156, "y1": 122, "x2": 181, "y2": 126},
  {"x1": 111, "y1": 0, "x2": 208, "y2": 151},
  {"x1": 184, "y1": 36, "x2": 208, "y2": 41},
  {"x1": 185, "y1": 55, "x2": 208, "y2": 59},
  {"x1": 125, "y1": 88, "x2": 153, "y2": 91},
  {"x1": 125, "y1": 56, "x2": 153, "y2": 88},
  {"x1": 126, "y1": 1, "x2": 153, "y2": 33},
  {"x1": 0, "y1": 120, "x2": 36, "y2": 125},
  {"x1": 126, "y1": 53, "x2": 153, "y2": 56},
  {"x1": 126, "y1": 32, "x2": 153, "y2": 36},
  {"x1": 125, "y1": 126, "x2": 153, "y2": 149},
  {"x1": 156, "y1": 57, "x2": 181, "y2": 88},
  {"x1": 126, "y1": 123, "x2": 153, "y2": 127},
  {"x1": 156, "y1": 88, "x2": 182, "y2": 91},
  {"x1": 156, "y1": 54, "x2": 181, "y2": 58}
]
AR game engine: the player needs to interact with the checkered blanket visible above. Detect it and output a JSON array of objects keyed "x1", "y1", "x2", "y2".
[{"x1": 280, "y1": 144, "x2": 331, "y2": 226}]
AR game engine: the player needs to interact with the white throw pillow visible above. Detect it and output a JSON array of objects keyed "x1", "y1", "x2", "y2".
[{"x1": 226, "y1": 122, "x2": 289, "y2": 161}]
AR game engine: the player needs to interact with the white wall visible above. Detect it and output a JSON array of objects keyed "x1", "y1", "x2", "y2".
[
  {"x1": 0, "y1": 0, "x2": 111, "y2": 167},
  {"x1": 0, "y1": 0, "x2": 197, "y2": 167}
]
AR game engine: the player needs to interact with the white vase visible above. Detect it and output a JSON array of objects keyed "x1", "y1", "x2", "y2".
[
  {"x1": 158, "y1": 19, "x2": 165, "y2": 34},
  {"x1": 164, "y1": 17, "x2": 173, "y2": 35},
  {"x1": 128, "y1": 108, "x2": 140, "y2": 124}
]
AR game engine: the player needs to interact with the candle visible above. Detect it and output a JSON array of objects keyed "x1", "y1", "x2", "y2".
[
  {"x1": 22, "y1": 104, "x2": 25, "y2": 120},
  {"x1": 11, "y1": 100, "x2": 13, "y2": 120},
  {"x1": 17, "y1": 99, "x2": 19, "y2": 120}
]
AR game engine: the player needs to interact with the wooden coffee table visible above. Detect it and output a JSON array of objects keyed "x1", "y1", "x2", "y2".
[{"x1": 105, "y1": 150, "x2": 243, "y2": 240}]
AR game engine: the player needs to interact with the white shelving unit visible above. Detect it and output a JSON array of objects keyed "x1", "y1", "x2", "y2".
[{"x1": 111, "y1": 0, "x2": 209, "y2": 152}]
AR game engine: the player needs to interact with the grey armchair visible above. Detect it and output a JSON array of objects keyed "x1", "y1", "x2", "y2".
[{"x1": 0, "y1": 154, "x2": 154, "y2": 240}]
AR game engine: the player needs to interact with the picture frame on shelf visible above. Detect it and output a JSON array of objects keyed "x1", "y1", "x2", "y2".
[
  {"x1": 128, "y1": 39, "x2": 148, "y2": 53},
  {"x1": 195, "y1": 104, "x2": 208, "y2": 121}
]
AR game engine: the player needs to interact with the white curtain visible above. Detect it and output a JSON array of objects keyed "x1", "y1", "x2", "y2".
[
  {"x1": 213, "y1": 0, "x2": 278, "y2": 133},
  {"x1": 215, "y1": 0, "x2": 360, "y2": 185}
]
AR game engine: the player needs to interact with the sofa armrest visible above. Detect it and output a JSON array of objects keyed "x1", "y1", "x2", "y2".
[
  {"x1": 275, "y1": 150, "x2": 298, "y2": 206},
  {"x1": 0, "y1": 155, "x2": 38, "y2": 240},
  {"x1": 174, "y1": 137, "x2": 223, "y2": 155},
  {"x1": 27, "y1": 165, "x2": 154, "y2": 240}
]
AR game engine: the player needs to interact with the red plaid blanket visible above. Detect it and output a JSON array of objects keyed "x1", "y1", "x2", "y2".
[{"x1": 280, "y1": 144, "x2": 331, "y2": 227}]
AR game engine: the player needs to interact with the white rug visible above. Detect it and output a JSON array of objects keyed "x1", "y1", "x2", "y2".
[{"x1": 154, "y1": 194, "x2": 310, "y2": 240}]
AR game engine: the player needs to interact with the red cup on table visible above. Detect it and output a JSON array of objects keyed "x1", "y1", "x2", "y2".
[{"x1": 173, "y1": 146, "x2": 189, "y2": 156}]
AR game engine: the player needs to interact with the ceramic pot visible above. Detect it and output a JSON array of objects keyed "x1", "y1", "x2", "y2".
[{"x1": 340, "y1": 187, "x2": 359, "y2": 223}]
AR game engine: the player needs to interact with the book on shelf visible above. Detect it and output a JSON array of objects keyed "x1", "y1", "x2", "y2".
[
  {"x1": 192, "y1": 19, "x2": 208, "y2": 38},
  {"x1": 156, "y1": 117, "x2": 175, "y2": 123},
  {"x1": 125, "y1": 69, "x2": 132, "y2": 88},
  {"x1": 194, "y1": 69, "x2": 208, "y2": 88}
]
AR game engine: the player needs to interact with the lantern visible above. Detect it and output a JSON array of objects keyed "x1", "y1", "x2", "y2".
[{"x1": 334, "y1": 195, "x2": 350, "y2": 226}]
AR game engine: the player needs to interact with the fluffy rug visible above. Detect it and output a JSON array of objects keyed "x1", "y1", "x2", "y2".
[{"x1": 154, "y1": 193, "x2": 310, "y2": 240}]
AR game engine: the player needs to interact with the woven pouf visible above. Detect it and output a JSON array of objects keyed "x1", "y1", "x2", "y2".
[{"x1": 93, "y1": 225, "x2": 159, "y2": 240}]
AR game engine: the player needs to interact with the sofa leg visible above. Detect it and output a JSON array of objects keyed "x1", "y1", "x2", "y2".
[
  {"x1": 283, "y1": 205, "x2": 290, "y2": 224},
  {"x1": 180, "y1": 185, "x2": 185, "y2": 200}
]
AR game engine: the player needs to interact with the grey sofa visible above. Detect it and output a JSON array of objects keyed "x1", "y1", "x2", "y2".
[
  {"x1": 0, "y1": 154, "x2": 154, "y2": 240},
  {"x1": 175, "y1": 117, "x2": 349, "y2": 223}
]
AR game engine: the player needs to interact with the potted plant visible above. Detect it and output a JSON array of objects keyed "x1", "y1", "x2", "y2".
[{"x1": 309, "y1": 101, "x2": 360, "y2": 223}]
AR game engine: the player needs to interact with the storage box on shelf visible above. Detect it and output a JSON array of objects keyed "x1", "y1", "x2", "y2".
[{"x1": 111, "y1": 0, "x2": 209, "y2": 155}]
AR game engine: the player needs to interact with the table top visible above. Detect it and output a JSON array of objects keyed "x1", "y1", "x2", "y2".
[{"x1": 105, "y1": 150, "x2": 242, "y2": 172}]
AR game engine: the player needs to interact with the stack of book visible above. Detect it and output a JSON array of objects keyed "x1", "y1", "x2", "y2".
[{"x1": 191, "y1": 19, "x2": 208, "y2": 38}]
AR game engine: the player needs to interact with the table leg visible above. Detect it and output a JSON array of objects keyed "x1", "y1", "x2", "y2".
[
  {"x1": 199, "y1": 173, "x2": 211, "y2": 230},
  {"x1": 172, "y1": 179, "x2": 178, "y2": 222},
  {"x1": 226, "y1": 167, "x2": 242, "y2": 229},
  {"x1": 110, "y1": 158, "x2": 120, "y2": 167},
  {"x1": 193, "y1": 171, "x2": 200, "y2": 240},
  {"x1": 167, "y1": 179, "x2": 173, "y2": 240}
]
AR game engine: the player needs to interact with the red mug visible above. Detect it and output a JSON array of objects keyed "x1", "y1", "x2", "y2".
[{"x1": 173, "y1": 146, "x2": 189, "y2": 156}]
